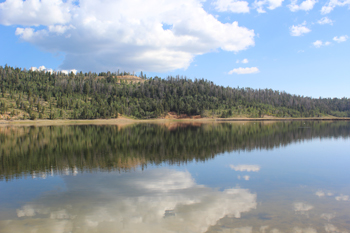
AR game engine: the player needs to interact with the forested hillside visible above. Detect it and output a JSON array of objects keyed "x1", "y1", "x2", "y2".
[{"x1": 0, "y1": 65, "x2": 349, "y2": 120}]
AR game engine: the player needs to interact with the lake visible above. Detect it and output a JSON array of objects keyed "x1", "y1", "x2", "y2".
[{"x1": 0, "y1": 121, "x2": 350, "y2": 233}]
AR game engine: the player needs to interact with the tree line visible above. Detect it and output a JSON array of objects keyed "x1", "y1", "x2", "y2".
[{"x1": 0, "y1": 64, "x2": 349, "y2": 120}]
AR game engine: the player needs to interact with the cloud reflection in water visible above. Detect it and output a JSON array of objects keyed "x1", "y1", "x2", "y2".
[
  {"x1": 1, "y1": 168, "x2": 257, "y2": 233},
  {"x1": 230, "y1": 165, "x2": 261, "y2": 172}
]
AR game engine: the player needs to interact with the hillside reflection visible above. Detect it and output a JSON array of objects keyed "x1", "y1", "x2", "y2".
[{"x1": 1, "y1": 121, "x2": 349, "y2": 180}]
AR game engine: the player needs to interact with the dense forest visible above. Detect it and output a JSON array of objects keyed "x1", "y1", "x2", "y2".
[
  {"x1": 1, "y1": 121, "x2": 350, "y2": 180},
  {"x1": 0, "y1": 65, "x2": 349, "y2": 120}
]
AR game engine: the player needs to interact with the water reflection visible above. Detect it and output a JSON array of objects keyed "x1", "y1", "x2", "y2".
[
  {"x1": 1, "y1": 121, "x2": 350, "y2": 181},
  {"x1": 0, "y1": 168, "x2": 257, "y2": 233},
  {"x1": 230, "y1": 165, "x2": 261, "y2": 172},
  {"x1": 1, "y1": 121, "x2": 350, "y2": 232}
]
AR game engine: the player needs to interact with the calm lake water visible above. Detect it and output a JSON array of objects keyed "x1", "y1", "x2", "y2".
[{"x1": 0, "y1": 121, "x2": 350, "y2": 233}]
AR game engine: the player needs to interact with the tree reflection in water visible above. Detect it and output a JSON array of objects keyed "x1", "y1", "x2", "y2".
[{"x1": 1, "y1": 121, "x2": 349, "y2": 181}]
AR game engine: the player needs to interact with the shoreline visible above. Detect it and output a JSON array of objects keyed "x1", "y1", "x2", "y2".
[
  {"x1": 0, "y1": 118, "x2": 216, "y2": 127},
  {"x1": 216, "y1": 117, "x2": 350, "y2": 122},
  {"x1": 0, "y1": 117, "x2": 349, "y2": 126}
]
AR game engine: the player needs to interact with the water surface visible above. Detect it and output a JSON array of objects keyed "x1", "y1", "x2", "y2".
[{"x1": 0, "y1": 121, "x2": 349, "y2": 232}]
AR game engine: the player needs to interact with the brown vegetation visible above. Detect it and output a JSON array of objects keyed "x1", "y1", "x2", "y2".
[
  {"x1": 164, "y1": 111, "x2": 202, "y2": 119},
  {"x1": 96, "y1": 75, "x2": 145, "y2": 84}
]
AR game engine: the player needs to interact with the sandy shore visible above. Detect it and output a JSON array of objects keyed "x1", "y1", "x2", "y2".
[
  {"x1": 216, "y1": 117, "x2": 350, "y2": 121},
  {"x1": 0, "y1": 117, "x2": 349, "y2": 127}
]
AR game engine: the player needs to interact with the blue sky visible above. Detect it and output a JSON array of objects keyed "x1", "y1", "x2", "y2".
[{"x1": 0, "y1": 0, "x2": 349, "y2": 98}]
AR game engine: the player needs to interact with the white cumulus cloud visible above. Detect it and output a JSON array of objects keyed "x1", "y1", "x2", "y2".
[
  {"x1": 61, "y1": 69, "x2": 77, "y2": 75},
  {"x1": 15, "y1": 27, "x2": 34, "y2": 40},
  {"x1": 28, "y1": 65, "x2": 77, "y2": 75},
  {"x1": 313, "y1": 40, "x2": 331, "y2": 48},
  {"x1": 0, "y1": 0, "x2": 255, "y2": 72},
  {"x1": 288, "y1": 0, "x2": 318, "y2": 11},
  {"x1": 333, "y1": 35, "x2": 348, "y2": 43},
  {"x1": 213, "y1": 0, "x2": 250, "y2": 13},
  {"x1": 321, "y1": 0, "x2": 350, "y2": 14},
  {"x1": 236, "y1": 58, "x2": 249, "y2": 63},
  {"x1": 253, "y1": 0, "x2": 284, "y2": 13},
  {"x1": 317, "y1": 17, "x2": 334, "y2": 25},
  {"x1": 228, "y1": 67, "x2": 259, "y2": 74},
  {"x1": 289, "y1": 21, "x2": 311, "y2": 36}
]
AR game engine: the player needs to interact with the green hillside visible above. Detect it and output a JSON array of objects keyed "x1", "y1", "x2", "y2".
[{"x1": 0, "y1": 65, "x2": 349, "y2": 120}]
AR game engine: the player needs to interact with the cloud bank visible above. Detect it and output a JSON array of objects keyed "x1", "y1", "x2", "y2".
[
  {"x1": 0, "y1": 0, "x2": 255, "y2": 72},
  {"x1": 290, "y1": 21, "x2": 311, "y2": 36}
]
